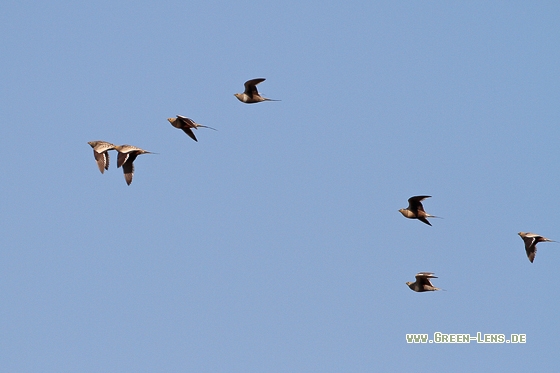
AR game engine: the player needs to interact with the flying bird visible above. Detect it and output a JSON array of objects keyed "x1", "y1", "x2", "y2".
[
  {"x1": 234, "y1": 78, "x2": 280, "y2": 103},
  {"x1": 518, "y1": 232, "x2": 556, "y2": 263},
  {"x1": 406, "y1": 272, "x2": 442, "y2": 292},
  {"x1": 88, "y1": 141, "x2": 116, "y2": 174},
  {"x1": 114, "y1": 145, "x2": 154, "y2": 185},
  {"x1": 399, "y1": 195, "x2": 440, "y2": 226},
  {"x1": 167, "y1": 115, "x2": 217, "y2": 142}
]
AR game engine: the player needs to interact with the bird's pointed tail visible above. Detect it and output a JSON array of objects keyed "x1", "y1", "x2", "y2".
[{"x1": 198, "y1": 125, "x2": 218, "y2": 131}]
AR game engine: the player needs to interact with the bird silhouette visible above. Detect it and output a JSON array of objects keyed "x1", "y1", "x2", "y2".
[
  {"x1": 167, "y1": 115, "x2": 216, "y2": 142},
  {"x1": 88, "y1": 141, "x2": 116, "y2": 174},
  {"x1": 399, "y1": 195, "x2": 440, "y2": 226},
  {"x1": 234, "y1": 78, "x2": 280, "y2": 103},
  {"x1": 406, "y1": 272, "x2": 442, "y2": 292},
  {"x1": 114, "y1": 145, "x2": 154, "y2": 185},
  {"x1": 518, "y1": 232, "x2": 556, "y2": 263}
]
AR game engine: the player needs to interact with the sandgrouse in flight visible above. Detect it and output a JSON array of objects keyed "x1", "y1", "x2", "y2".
[
  {"x1": 88, "y1": 141, "x2": 116, "y2": 174},
  {"x1": 114, "y1": 145, "x2": 154, "y2": 185},
  {"x1": 234, "y1": 78, "x2": 280, "y2": 104},
  {"x1": 406, "y1": 272, "x2": 442, "y2": 292},
  {"x1": 167, "y1": 115, "x2": 216, "y2": 142},
  {"x1": 518, "y1": 232, "x2": 556, "y2": 263},
  {"x1": 399, "y1": 195, "x2": 440, "y2": 226}
]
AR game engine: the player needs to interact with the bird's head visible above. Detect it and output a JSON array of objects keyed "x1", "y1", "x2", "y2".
[
  {"x1": 234, "y1": 93, "x2": 245, "y2": 102},
  {"x1": 167, "y1": 118, "x2": 179, "y2": 128}
]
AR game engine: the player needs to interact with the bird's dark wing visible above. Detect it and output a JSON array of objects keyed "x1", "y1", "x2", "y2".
[
  {"x1": 415, "y1": 272, "x2": 437, "y2": 286},
  {"x1": 181, "y1": 127, "x2": 198, "y2": 142},
  {"x1": 244, "y1": 78, "x2": 266, "y2": 96},
  {"x1": 177, "y1": 115, "x2": 196, "y2": 126},
  {"x1": 93, "y1": 150, "x2": 106, "y2": 173},
  {"x1": 103, "y1": 152, "x2": 110, "y2": 170},
  {"x1": 122, "y1": 160, "x2": 134, "y2": 185},
  {"x1": 117, "y1": 152, "x2": 129, "y2": 168},
  {"x1": 527, "y1": 246, "x2": 537, "y2": 263},
  {"x1": 408, "y1": 195, "x2": 431, "y2": 212},
  {"x1": 522, "y1": 236, "x2": 537, "y2": 262}
]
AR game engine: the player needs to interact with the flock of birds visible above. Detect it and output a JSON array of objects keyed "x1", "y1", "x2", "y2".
[
  {"x1": 399, "y1": 195, "x2": 556, "y2": 292},
  {"x1": 87, "y1": 78, "x2": 277, "y2": 185},
  {"x1": 87, "y1": 78, "x2": 555, "y2": 292}
]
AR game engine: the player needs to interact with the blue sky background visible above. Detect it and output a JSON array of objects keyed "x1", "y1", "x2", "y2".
[{"x1": 2, "y1": 1, "x2": 560, "y2": 371}]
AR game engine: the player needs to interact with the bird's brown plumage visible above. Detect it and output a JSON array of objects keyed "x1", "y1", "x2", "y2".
[
  {"x1": 406, "y1": 272, "x2": 441, "y2": 292},
  {"x1": 88, "y1": 141, "x2": 116, "y2": 174},
  {"x1": 399, "y1": 195, "x2": 438, "y2": 226},
  {"x1": 234, "y1": 78, "x2": 279, "y2": 103},
  {"x1": 114, "y1": 145, "x2": 153, "y2": 185},
  {"x1": 167, "y1": 115, "x2": 216, "y2": 142},
  {"x1": 518, "y1": 232, "x2": 556, "y2": 263}
]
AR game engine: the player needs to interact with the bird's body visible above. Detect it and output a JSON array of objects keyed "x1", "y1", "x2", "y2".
[
  {"x1": 114, "y1": 145, "x2": 153, "y2": 185},
  {"x1": 399, "y1": 195, "x2": 439, "y2": 226},
  {"x1": 167, "y1": 115, "x2": 216, "y2": 142},
  {"x1": 518, "y1": 232, "x2": 556, "y2": 263},
  {"x1": 234, "y1": 78, "x2": 279, "y2": 103},
  {"x1": 406, "y1": 272, "x2": 441, "y2": 292},
  {"x1": 88, "y1": 141, "x2": 116, "y2": 174}
]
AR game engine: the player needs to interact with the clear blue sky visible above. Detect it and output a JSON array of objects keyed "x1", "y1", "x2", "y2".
[{"x1": 2, "y1": 1, "x2": 560, "y2": 371}]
